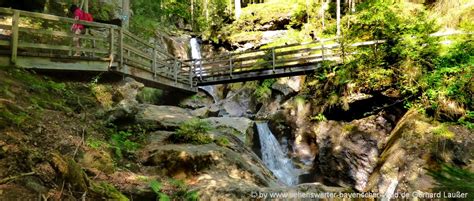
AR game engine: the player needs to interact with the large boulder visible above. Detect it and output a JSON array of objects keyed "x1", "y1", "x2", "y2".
[
  {"x1": 203, "y1": 117, "x2": 253, "y2": 137},
  {"x1": 219, "y1": 87, "x2": 256, "y2": 117},
  {"x1": 135, "y1": 104, "x2": 193, "y2": 130},
  {"x1": 138, "y1": 131, "x2": 281, "y2": 197}
]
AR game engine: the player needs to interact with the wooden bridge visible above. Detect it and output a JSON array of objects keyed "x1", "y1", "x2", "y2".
[{"x1": 0, "y1": 8, "x2": 461, "y2": 92}]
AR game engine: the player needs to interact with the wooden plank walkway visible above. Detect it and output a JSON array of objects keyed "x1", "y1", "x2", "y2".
[{"x1": 0, "y1": 8, "x2": 466, "y2": 90}]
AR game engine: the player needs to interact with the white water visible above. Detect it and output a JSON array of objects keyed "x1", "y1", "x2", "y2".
[
  {"x1": 256, "y1": 122, "x2": 298, "y2": 186},
  {"x1": 190, "y1": 38, "x2": 204, "y2": 77}
]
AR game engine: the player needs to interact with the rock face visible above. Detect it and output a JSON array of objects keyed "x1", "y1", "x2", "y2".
[
  {"x1": 310, "y1": 112, "x2": 396, "y2": 191},
  {"x1": 365, "y1": 109, "x2": 474, "y2": 194},
  {"x1": 271, "y1": 76, "x2": 305, "y2": 96},
  {"x1": 218, "y1": 87, "x2": 256, "y2": 117},
  {"x1": 179, "y1": 90, "x2": 214, "y2": 109}
]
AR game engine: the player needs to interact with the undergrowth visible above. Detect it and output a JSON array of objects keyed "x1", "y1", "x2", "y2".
[{"x1": 169, "y1": 119, "x2": 213, "y2": 144}]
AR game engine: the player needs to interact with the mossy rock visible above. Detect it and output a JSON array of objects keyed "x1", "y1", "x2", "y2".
[
  {"x1": 80, "y1": 150, "x2": 115, "y2": 174},
  {"x1": 90, "y1": 181, "x2": 129, "y2": 201},
  {"x1": 49, "y1": 153, "x2": 88, "y2": 192}
]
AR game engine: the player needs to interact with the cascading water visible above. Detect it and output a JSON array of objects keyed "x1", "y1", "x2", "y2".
[
  {"x1": 256, "y1": 122, "x2": 298, "y2": 186},
  {"x1": 190, "y1": 37, "x2": 204, "y2": 77}
]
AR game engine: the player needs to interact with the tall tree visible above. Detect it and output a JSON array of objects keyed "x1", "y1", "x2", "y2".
[
  {"x1": 235, "y1": 0, "x2": 241, "y2": 19},
  {"x1": 336, "y1": 0, "x2": 341, "y2": 36}
]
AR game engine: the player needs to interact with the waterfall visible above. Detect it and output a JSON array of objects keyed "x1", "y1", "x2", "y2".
[
  {"x1": 190, "y1": 37, "x2": 203, "y2": 77},
  {"x1": 256, "y1": 122, "x2": 298, "y2": 186}
]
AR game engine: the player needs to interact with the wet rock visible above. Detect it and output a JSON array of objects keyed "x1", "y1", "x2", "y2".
[{"x1": 135, "y1": 104, "x2": 193, "y2": 130}]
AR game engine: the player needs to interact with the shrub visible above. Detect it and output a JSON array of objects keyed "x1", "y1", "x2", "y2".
[
  {"x1": 169, "y1": 119, "x2": 213, "y2": 144},
  {"x1": 254, "y1": 79, "x2": 276, "y2": 102},
  {"x1": 109, "y1": 130, "x2": 140, "y2": 158}
]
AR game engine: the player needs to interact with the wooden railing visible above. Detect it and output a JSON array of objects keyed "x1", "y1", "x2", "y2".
[
  {"x1": 191, "y1": 38, "x2": 386, "y2": 82},
  {"x1": 0, "y1": 7, "x2": 194, "y2": 88}
]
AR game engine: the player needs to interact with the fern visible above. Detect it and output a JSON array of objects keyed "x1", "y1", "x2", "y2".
[{"x1": 149, "y1": 180, "x2": 170, "y2": 201}]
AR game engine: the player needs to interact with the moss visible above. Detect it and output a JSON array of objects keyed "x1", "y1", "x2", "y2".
[
  {"x1": 169, "y1": 119, "x2": 213, "y2": 144},
  {"x1": 66, "y1": 158, "x2": 89, "y2": 192},
  {"x1": 432, "y1": 124, "x2": 455, "y2": 139},
  {"x1": 215, "y1": 136, "x2": 230, "y2": 147},
  {"x1": 90, "y1": 181, "x2": 129, "y2": 201}
]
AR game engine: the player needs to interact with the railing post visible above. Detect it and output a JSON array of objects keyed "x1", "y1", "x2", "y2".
[
  {"x1": 108, "y1": 27, "x2": 114, "y2": 67},
  {"x1": 188, "y1": 63, "x2": 193, "y2": 87},
  {"x1": 320, "y1": 39, "x2": 325, "y2": 61},
  {"x1": 11, "y1": 10, "x2": 20, "y2": 65},
  {"x1": 272, "y1": 47, "x2": 275, "y2": 73},
  {"x1": 229, "y1": 55, "x2": 233, "y2": 77},
  {"x1": 174, "y1": 60, "x2": 178, "y2": 83},
  {"x1": 119, "y1": 28, "x2": 124, "y2": 68},
  {"x1": 152, "y1": 42, "x2": 157, "y2": 78}
]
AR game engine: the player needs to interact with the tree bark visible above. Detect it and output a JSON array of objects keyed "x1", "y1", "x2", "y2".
[
  {"x1": 122, "y1": 0, "x2": 130, "y2": 29},
  {"x1": 336, "y1": 0, "x2": 341, "y2": 36},
  {"x1": 235, "y1": 0, "x2": 241, "y2": 19}
]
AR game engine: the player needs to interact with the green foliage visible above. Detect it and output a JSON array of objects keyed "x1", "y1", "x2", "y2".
[
  {"x1": 169, "y1": 119, "x2": 213, "y2": 144},
  {"x1": 458, "y1": 111, "x2": 474, "y2": 130},
  {"x1": 86, "y1": 137, "x2": 109, "y2": 149},
  {"x1": 310, "y1": 113, "x2": 327, "y2": 122},
  {"x1": 137, "y1": 87, "x2": 164, "y2": 105},
  {"x1": 149, "y1": 179, "x2": 198, "y2": 201},
  {"x1": 109, "y1": 130, "x2": 140, "y2": 158},
  {"x1": 149, "y1": 180, "x2": 170, "y2": 201},
  {"x1": 254, "y1": 79, "x2": 275, "y2": 102},
  {"x1": 422, "y1": 40, "x2": 474, "y2": 105},
  {"x1": 432, "y1": 124, "x2": 455, "y2": 139},
  {"x1": 90, "y1": 181, "x2": 129, "y2": 201},
  {"x1": 215, "y1": 136, "x2": 230, "y2": 147},
  {"x1": 89, "y1": 1, "x2": 117, "y2": 20},
  {"x1": 428, "y1": 165, "x2": 474, "y2": 200}
]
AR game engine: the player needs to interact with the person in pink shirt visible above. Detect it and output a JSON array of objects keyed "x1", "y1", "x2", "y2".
[{"x1": 69, "y1": 5, "x2": 85, "y2": 56}]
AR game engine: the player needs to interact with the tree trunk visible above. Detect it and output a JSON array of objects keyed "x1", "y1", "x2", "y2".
[
  {"x1": 235, "y1": 0, "x2": 241, "y2": 19},
  {"x1": 122, "y1": 0, "x2": 130, "y2": 29},
  {"x1": 191, "y1": 0, "x2": 194, "y2": 31},
  {"x1": 336, "y1": 0, "x2": 341, "y2": 36}
]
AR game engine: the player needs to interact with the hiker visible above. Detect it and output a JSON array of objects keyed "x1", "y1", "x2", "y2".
[{"x1": 69, "y1": 5, "x2": 93, "y2": 56}]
